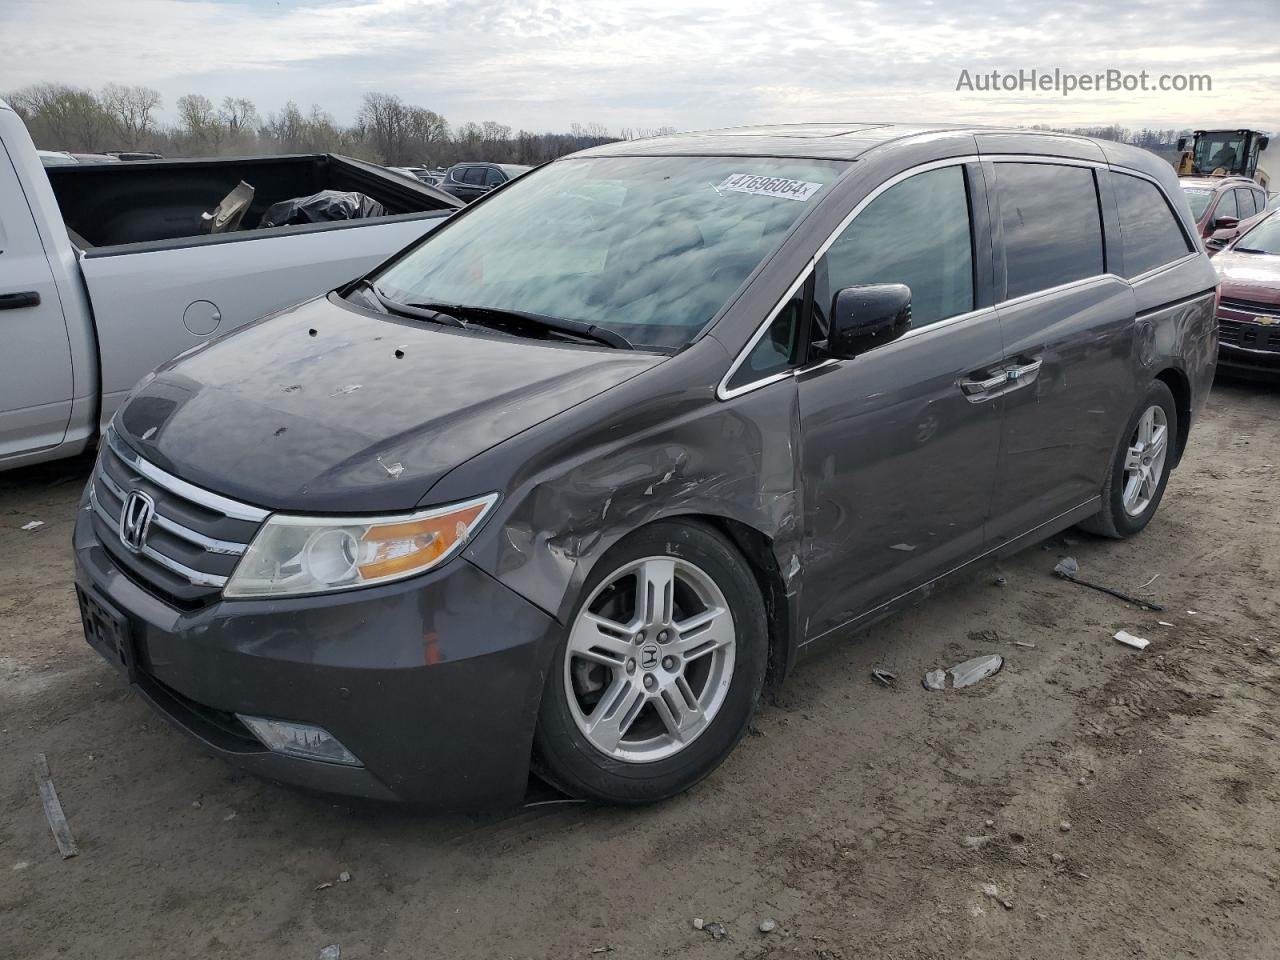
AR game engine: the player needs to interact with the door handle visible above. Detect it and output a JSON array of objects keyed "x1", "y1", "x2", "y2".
[
  {"x1": 1005, "y1": 358, "x2": 1043, "y2": 382},
  {"x1": 0, "y1": 291, "x2": 41, "y2": 310},
  {"x1": 959, "y1": 370, "x2": 1008, "y2": 397}
]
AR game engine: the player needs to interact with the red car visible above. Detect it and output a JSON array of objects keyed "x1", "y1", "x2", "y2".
[
  {"x1": 1181, "y1": 176, "x2": 1270, "y2": 253},
  {"x1": 1213, "y1": 208, "x2": 1280, "y2": 376}
]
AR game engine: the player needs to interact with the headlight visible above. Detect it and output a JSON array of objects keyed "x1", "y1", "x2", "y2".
[{"x1": 223, "y1": 493, "x2": 498, "y2": 598}]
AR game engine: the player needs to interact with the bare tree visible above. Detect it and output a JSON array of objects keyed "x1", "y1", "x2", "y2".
[
  {"x1": 176, "y1": 93, "x2": 222, "y2": 154},
  {"x1": 6, "y1": 83, "x2": 114, "y2": 150},
  {"x1": 100, "y1": 83, "x2": 162, "y2": 149}
]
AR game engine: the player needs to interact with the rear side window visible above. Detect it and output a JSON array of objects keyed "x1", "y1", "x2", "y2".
[
  {"x1": 996, "y1": 163, "x2": 1104, "y2": 299},
  {"x1": 462, "y1": 167, "x2": 487, "y2": 186},
  {"x1": 1111, "y1": 172, "x2": 1192, "y2": 278},
  {"x1": 1237, "y1": 189, "x2": 1258, "y2": 219},
  {"x1": 816, "y1": 165, "x2": 974, "y2": 330}
]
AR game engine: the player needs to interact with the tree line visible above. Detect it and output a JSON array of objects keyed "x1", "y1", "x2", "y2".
[{"x1": 4, "y1": 83, "x2": 677, "y2": 166}]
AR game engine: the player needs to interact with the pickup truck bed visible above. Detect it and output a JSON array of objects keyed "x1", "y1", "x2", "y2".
[{"x1": 46, "y1": 153, "x2": 453, "y2": 249}]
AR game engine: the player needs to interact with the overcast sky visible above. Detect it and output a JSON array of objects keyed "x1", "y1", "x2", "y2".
[{"x1": 2, "y1": 0, "x2": 1276, "y2": 135}]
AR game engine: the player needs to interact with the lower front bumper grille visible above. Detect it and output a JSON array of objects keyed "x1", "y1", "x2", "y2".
[{"x1": 1218, "y1": 318, "x2": 1280, "y2": 353}]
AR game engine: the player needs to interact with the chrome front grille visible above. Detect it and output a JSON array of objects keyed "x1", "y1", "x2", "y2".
[
  {"x1": 90, "y1": 428, "x2": 267, "y2": 604},
  {"x1": 1218, "y1": 318, "x2": 1280, "y2": 353},
  {"x1": 1220, "y1": 297, "x2": 1280, "y2": 318}
]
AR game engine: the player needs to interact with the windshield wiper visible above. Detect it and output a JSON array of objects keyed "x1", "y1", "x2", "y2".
[
  {"x1": 354, "y1": 280, "x2": 467, "y2": 328},
  {"x1": 1233, "y1": 247, "x2": 1271, "y2": 255},
  {"x1": 410, "y1": 301, "x2": 635, "y2": 350}
]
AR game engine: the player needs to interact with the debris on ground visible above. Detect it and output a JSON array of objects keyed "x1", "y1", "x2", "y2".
[
  {"x1": 34, "y1": 753, "x2": 77, "y2": 859},
  {"x1": 1013, "y1": 640, "x2": 1037, "y2": 649},
  {"x1": 758, "y1": 918, "x2": 778, "y2": 934},
  {"x1": 1059, "y1": 821, "x2": 1072, "y2": 833},
  {"x1": 704, "y1": 922, "x2": 727, "y2": 941},
  {"x1": 963, "y1": 835, "x2": 997, "y2": 849},
  {"x1": 981, "y1": 882, "x2": 1015, "y2": 909},
  {"x1": 993, "y1": 575, "x2": 1007, "y2": 587},
  {"x1": 871, "y1": 668, "x2": 896, "y2": 687},
  {"x1": 691, "y1": 918, "x2": 704, "y2": 930},
  {"x1": 318, "y1": 946, "x2": 340, "y2": 960},
  {"x1": 924, "y1": 654, "x2": 1004, "y2": 691},
  {"x1": 21, "y1": 520, "x2": 44, "y2": 531},
  {"x1": 889, "y1": 542, "x2": 916, "y2": 552},
  {"x1": 338, "y1": 870, "x2": 351, "y2": 883},
  {"x1": 1158, "y1": 620, "x2": 1174, "y2": 627},
  {"x1": 1114, "y1": 630, "x2": 1150, "y2": 651},
  {"x1": 1053, "y1": 557, "x2": 1165, "y2": 611},
  {"x1": 315, "y1": 881, "x2": 334, "y2": 891}
]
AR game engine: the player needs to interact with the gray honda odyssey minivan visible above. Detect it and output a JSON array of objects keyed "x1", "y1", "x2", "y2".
[{"x1": 76, "y1": 124, "x2": 1218, "y2": 810}]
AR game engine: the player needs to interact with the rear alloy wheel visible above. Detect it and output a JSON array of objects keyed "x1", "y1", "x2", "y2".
[
  {"x1": 1080, "y1": 380, "x2": 1178, "y2": 538},
  {"x1": 533, "y1": 522, "x2": 767, "y2": 804}
]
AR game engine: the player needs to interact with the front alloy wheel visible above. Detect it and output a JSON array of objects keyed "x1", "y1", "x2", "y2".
[
  {"x1": 564, "y1": 556, "x2": 736, "y2": 762},
  {"x1": 533, "y1": 521, "x2": 768, "y2": 805}
]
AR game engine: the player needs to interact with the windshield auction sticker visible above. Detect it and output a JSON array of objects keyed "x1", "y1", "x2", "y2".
[{"x1": 718, "y1": 174, "x2": 823, "y2": 201}]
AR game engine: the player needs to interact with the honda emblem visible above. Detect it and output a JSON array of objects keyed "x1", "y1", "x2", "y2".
[{"x1": 119, "y1": 490, "x2": 156, "y2": 553}]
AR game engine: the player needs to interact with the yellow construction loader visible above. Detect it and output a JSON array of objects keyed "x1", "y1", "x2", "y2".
[{"x1": 1177, "y1": 129, "x2": 1272, "y2": 189}]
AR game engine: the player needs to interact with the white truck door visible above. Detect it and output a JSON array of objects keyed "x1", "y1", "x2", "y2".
[{"x1": 0, "y1": 138, "x2": 74, "y2": 458}]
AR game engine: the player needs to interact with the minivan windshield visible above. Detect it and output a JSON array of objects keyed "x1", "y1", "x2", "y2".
[{"x1": 373, "y1": 155, "x2": 846, "y2": 349}]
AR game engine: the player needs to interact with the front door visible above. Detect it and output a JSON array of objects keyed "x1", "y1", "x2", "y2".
[
  {"x1": 0, "y1": 138, "x2": 74, "y2": 459},
  {"x1": 795, "y1": 163, "x2": 1005, "y2": 641}
]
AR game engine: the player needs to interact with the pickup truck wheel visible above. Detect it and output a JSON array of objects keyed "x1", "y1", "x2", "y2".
[
  {"x1": 1080, "y1": 381, "x2": 1178, "y2": 539},
  {"x1": 532, "y1": 521, "x2": 768, "y2": 804}
]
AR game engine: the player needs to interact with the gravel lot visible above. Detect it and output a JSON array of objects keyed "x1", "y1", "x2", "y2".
[{"x1": 2, "y1": 380, "x2": 1278, "y2": 960}]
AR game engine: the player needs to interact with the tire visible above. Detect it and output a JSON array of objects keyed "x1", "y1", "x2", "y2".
[
  {"x1": 532, "y1": 520, "x2": 768, "y2": 804},
  {"x1": 1079, "y1": 380, "x2": 1178, "y2": 539}
]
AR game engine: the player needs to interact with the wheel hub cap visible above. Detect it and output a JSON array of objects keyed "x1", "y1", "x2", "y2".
[{"x1": 1121, "y1": 404, "x2": 1169, "y2": 517}]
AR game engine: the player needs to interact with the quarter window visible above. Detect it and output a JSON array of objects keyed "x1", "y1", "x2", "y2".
[
  {"x1": 1111, "y1": 172, "x2": 1192, "y2": 278},
  {"x1": 996, "y1": 163, "x2": 1104, "y2": 299},
  {"x1": 815, "y1": 165, "x2": 974, "y2": 332},
  {"x1": 725, "y1": 287, "x2": 804, "y2": 391}
]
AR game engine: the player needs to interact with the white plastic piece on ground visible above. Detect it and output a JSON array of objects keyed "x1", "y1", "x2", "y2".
[
  {"x1": 923, "y1": 655, "x2": 1003, "y2": 690},
  {"x1": 319, "y1": 946, "x2": 340, "y2": 960},
  {"x1": 21, "y1": 520, "x2": 43, "y2": 531},
  {"x1": 1114, "y1": 630, "x2": 1150, "y2": 651}
]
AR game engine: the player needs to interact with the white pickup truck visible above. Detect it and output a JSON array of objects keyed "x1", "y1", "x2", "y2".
[{"x1": 0, "y1": 98, "x2": 461, "y2": 469}]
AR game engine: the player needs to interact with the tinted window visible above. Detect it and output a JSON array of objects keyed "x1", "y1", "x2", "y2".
[
  {"x1": 484, "y1": 167, "x2": 505, "y2": 187},
  {"x1": 816, "y1": 165, "x2": 973, "y2": 330},
  {"x1": 726, "y1": 288, "x2": 804, "y2": 390},
  {"x1": 1111, "y1": 173, "x2": 1192, "y2": 278},
  {"x1": 997, "y1": 163, "x2": 1103, "y2": 299},
  {"x1": 1237, "y1": 189, "x2": 1257, "y2": 219},
  {"x1": 1215, "y1": 189, "x2": 1237, "y2": 221},
  {"x1": 462, "y1": 166, "x2": 488, "y2": 186}
]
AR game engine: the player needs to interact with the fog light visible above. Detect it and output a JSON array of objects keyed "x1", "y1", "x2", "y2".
[{"x1": 237, "y1": 716, "x2": 362, "y2": 766}]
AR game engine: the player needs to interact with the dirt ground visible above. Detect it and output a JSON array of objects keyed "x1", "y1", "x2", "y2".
[{"x1": 2, "y1": 380, "x2": 1278, "y2": 960}]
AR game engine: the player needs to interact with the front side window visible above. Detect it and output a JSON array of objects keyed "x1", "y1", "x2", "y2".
[
  {"x1": 997, "y1": 163, "x2": 1104, "y2": 299},
  {"x1": 814, "y1": 165, "x2": 974, "y2": 333},
  {"x1": 376, "y1": 156, "x2": 845, "y2": 350},
  {"x1": 1111, "y1": 172, "x2": 1191, "y2": 278},
  {"x1": 1237, "y1": 189, "x2": 1257, "y2": 219},
  {"x1": 1214, "y1": 189, "x2": 1237, "y2": 222},
  {"x1": 484, "y1": 167, "x2": 505, "y2": 187},
  {"x1": 463, "y1": 166, "x2": 487, "y2": 186}
]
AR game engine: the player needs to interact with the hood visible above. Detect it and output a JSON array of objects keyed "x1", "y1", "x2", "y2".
[
  {"x1": 1213, "y1": 250, "x2": 1280, "y2": 304},
  {"x1": 116, "y1": 295, "x2": 663, "y2": 512}
]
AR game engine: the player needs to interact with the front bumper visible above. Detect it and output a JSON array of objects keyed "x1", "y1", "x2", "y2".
[{"x1": 73, "y1": 499, "x2": 559, "y2": 810}]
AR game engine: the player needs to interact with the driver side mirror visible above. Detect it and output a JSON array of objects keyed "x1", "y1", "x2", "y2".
[
  {"x1": 1176, "y1": 137, "x2": 1188, "y2": 153},
  {"x1": 826, "y1": 284, "x2": 912, "y2": 360},
  {"x1": 1214, "y1": 215, "x2": 1240, "y2": 231}
]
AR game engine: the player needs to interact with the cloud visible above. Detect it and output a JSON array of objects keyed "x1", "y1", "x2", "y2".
[{"x1": 1, "y1": 0, "x2": 1276, "y2": 135}]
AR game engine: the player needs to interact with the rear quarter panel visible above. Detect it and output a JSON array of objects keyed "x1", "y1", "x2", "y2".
[{"x1": 80, "y1": 215, "x2": 448, "y2": 424}]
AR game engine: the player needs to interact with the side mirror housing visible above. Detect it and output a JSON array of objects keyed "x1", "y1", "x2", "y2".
[
  {"x1": 1176, "y1": 137, "x2": 1188, "y2": 152},
  {"x1": 1214, "y1": 215, "x2": 1240, "y2": 231},
  {"x1": 827, "y1": 284, "x2": 912, "y2": 359},
  {"x1": 1259, "y1": 136, "x2": 1270, "y2": 151}
]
